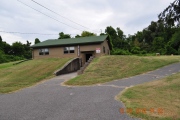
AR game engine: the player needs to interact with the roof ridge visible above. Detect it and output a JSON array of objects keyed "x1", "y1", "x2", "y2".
[
  {"x1": 31, "y1": 35, "x2": 108, "y2": 48},
  {"x1": 46, "y1": 35, "x2": 108, "y2": 41}
]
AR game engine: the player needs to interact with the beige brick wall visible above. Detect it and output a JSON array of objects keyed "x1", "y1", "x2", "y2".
[
  {"x1": 32, "y1": 40, "x2": 110, "y2": 59},
  {"x1": 33, "y1": 47, "x2": 77, "y2": 59},
  {"x1": 101, "y1": 39, "x2": 110, "y2": 55}
]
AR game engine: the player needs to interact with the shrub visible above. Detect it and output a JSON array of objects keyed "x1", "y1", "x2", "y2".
[
  {"x1": 111, "y1": 49, "x2": 131, "y2": 55},
  {"x1": 178, "y1": 47, "x2": 180, "y2": 55},
  {"x1": 131, "y1": 47, "x2": 141, "y2": 54},
  {"x1": 0, "y1": 52, "x2": 24, "y2": 64},
  {"x1": 165, "y1": 45, "x2": 178, "y2": 55}
]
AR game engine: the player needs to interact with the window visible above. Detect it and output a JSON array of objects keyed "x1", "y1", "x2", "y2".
[
  {"x1": 44, "y1": 48, "x2": 49, "y2": 55},
  {"x1": 103, "y1": 46, "x2": 105, "y2": 53},
  {"x1": 69, "y1": 47, "x2": 75, "y2": 53},
  {"x1": 39, "y1": 48, "x2": 49, "y2": 55},
  {"x1": 64, "y1": 47, "x2": 69, "y2": 54},
  {"x1": 39, "y1": 49, "x2": 44, "y2": 55},
  {"x1": 63, "y1": 47, "x2": 75, "y2": 54}
]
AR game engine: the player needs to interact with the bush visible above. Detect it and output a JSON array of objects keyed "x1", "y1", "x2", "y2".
[
  {"x1": 0, "y1": 52, "x2": 24, "y2": 64},
  {"x1": 165, "y1": 45, "x2": 178, "y2": 55},
  {"x1": 139, "y1": 50, "x2": 147, "y2": 54},
  {"x1": 153, "y1": 48, "x2": 166, "y2": 55},
  {"x1": 178, "y1": 47, "x2": 180, "y2": 55},
  {"x1": 131, "y1": 47, "x2": 141, "y2": 54},
  {"x1": 111, "y1": 49, "x2": 131, "y2": 55}
]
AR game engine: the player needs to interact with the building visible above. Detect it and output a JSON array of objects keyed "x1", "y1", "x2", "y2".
[{"x1": 30, "y1": 35, "x2": 112, "y2": 65}]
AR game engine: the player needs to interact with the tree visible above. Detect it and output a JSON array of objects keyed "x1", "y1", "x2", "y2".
[
  {"x1": 0, "y1": 36, "x2": 32, "y2": 63},
  {"x1": 75, "y1": 31, "x2": 96, "y2": 38},
  {"x1": 0, "y1": 36, "x2": 3, "y2": 50},
  {"x1": 34, "y1": 38, "x2": 40, "y2": 44},
  {"x1": 134, "y1": 39, "x2": 140, "y2": 47},
  {"x1": 163, "y1": 27, "x2": 176, "y2": 43},
  {"x1": 134, "y1": 31, "x2": 144, "y2": 43},
  {"x1": 156, "y1": 21, "x2": 165, "y2": 37},
  {"x1": 58, "y1": 32, "x2": 71, "y2": 39},
  {"x1": 152, "y1": 37, "x2": 165, "y2": 53},
  {"x1": 116, "y1": 27, "x2": 124, "y2": 40},
  {"x1": 105, "y1": 26, "x2": 118, "y2": 48},
  {"x1": 12, "y1": 42, "x2": 25, "y2": 56},
  {"x1": 158, "y1": 0, "x2": 180, "y2": 27},
  {"x1": 0, "y1": 36, "x2": 12, "y2": 54},
  {"x1": 26, "y1": 40, "x2": 31, "y2": 47},
  {"x1": 81, "y1": 31, "x2": 96, "y2": 37},
  {"x1": 100, "y1": 33, "x2": 106, "y2": 36},
  {"x1": 131, "y1": 46, "x2": 141, "y2": 54},
  {"x1": 105, "y1": 26, "x2": 129, "y2": 49},
  {"x1": 3, "y1": 42, "x2": 11, "y2": 54},
  {"x1": 105, "y1": 26, "x2": 117, "y2": 40},
  {"x1": 142, "y1": 29, "x2": 153, "y2": 45},
  {"x1": 116, "y1": 27, "x2": 128, "y2": 49},
  {"x1": 75, "y1": 34, "x2": 81, "y2": 38},
  {"x1": 148, "y1": 21, "x2": 157, "y2": 33},
  {"x1": 178, "y1": 46, "x2": 180, "y2": 55},
  {"x1": 165, "y1": 44, "x2": 178, "y2": 55},
  {"x1": 169, "y1": 29, "x2": 180, "y2": 50},
  {"x1": 24, "y1": 40, "x2": 32, "y2": 58},
  {"x1": 0, "y1": 36, "x2": 2, "y2": 42}
]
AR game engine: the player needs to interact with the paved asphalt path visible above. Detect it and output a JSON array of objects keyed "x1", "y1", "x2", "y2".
[{"x1": 0, "y1": 63, "x2": 180, "y2": 120}]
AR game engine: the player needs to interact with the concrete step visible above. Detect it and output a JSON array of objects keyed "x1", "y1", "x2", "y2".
[{"x1": 78, "y1": 57, "x2": 94, "y2": 75}]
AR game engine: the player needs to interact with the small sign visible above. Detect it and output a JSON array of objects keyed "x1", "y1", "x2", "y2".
[{"x1": 96, "y1": 48, "x2": 101, "y2": 53}]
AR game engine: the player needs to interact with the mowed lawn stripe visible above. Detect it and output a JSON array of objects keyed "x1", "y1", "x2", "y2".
[
  {"x1": 0, "y1": 58, "x2": 71, "y2": 93},
  {"x1": 117, "y1": 72, "x2": 180, "y2": 120},
  {"x1": 65, "y1": 55, "x2": 180, "y2": 85}
]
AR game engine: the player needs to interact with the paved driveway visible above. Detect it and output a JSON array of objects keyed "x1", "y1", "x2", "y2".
[{"x1": 0, "y1": 63, "x2": 180, "y2": 120}]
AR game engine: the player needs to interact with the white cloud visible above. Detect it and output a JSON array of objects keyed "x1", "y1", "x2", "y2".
[
  {"x1": 0, "y1": 0, "x2": 173, "y2": 44},
  {"x1": 0, "y1": 30, "x2": 29, "y2": 45}
]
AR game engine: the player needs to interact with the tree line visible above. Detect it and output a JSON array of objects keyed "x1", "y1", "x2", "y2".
[
  {"x1": 106, "y1": 21, "x2": 180, "y2": 55},
  {"x1": 55, "y1": 0, "x2": 180, "y2": 55},
  {"x1": 0, "y1": 30, "x2": 98, "y2": 64},
  {"x1": 0, "y1": 36, "x2": 32, "y2": 63},
  {"x1": 54, "y1": 21, "x2": 180, "y2": 55},
  {"x1": 0, "y1": 0, "x2": 179, "y2": 63},
  {"x1": 101, "y1": 0, "x2": 180, "y2": 55}
]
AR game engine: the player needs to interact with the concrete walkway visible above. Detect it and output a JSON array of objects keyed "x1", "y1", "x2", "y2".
[{"x1": 0, "y1": 63, "x2": 180, "y2": 120}]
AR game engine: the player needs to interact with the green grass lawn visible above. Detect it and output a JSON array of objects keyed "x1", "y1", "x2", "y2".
[
  {"x1": 65, "y1": 55, "x2": 180, "y2": 85},
  {"x1": 0, "y1": 58, "x2": 71, "y2": 93},
  {"x1": 117, "y1": 72, "x2": 180, "y2": 120}
]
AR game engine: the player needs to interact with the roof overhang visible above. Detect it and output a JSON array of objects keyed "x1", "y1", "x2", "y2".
[
  {"x1": 30, "y1": 42, "x2": 103, "y2": 49},
  {"x1": 30, "y1": 35, "x2": 112, "y2": 50}
]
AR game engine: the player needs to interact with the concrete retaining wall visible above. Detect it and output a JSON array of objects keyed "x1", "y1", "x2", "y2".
[
  {"x1": 54, "y1": 58, "x2": 81, "y2": 76},
  {"x1": 77, "y1": 56, "x2": 94, "y2": 75}
]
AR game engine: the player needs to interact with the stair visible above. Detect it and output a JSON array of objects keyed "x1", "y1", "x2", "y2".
[{"x1": 77, "y1": 56, "x2": 94, "y2": 75}]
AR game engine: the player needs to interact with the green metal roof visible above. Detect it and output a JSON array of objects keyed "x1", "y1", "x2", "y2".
[{"x1": 31, "y1": 35, "x2": 108, "y2": 48}]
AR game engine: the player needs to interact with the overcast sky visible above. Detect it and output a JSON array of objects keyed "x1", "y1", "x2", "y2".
[{"x1": 0, "y1": 0, "x2": 173, "y2": 45}]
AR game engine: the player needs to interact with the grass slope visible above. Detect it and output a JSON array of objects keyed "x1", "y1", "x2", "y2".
[
  {"x1": 0, "y1": 58, "x2": 71, "y2": 93},
  {"x1": 117, "y1": 72, "x2": 180, "y2": 120},
  {"x1": 65, "y1": 55, "x2": 180, "y2": 85}
]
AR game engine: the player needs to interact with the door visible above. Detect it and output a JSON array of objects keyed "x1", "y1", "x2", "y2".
[{"x1": 85, "y1": 54, "x2": 92, "y2": 62}]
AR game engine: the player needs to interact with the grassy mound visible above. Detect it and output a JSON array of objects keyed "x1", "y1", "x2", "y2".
[
  {"x1": 0, "y1": 58, "x2": 71, "y2": 93},
  {"x1": 65, "y1": 55, "x2": 180, "y2": 85},
  {"x1": 117, "y1": 72, "x2": 180, "y2": 120}
]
